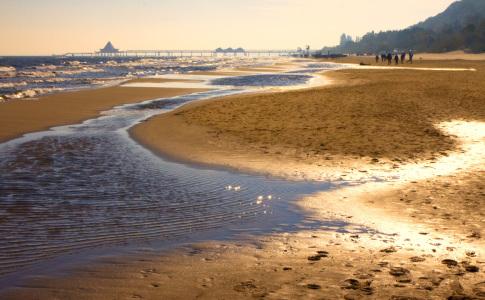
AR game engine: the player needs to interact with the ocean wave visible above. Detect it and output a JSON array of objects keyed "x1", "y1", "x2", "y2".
[
  {"x1": 0, "y1": 66, "x2": 16, "y2": 72},
  {"x1": 0, "y1": 71, "x2": 17, "y2": 79},
  {"x1": 0, "y1": 82, "x2": 27, "y2": 88},
  {"x1": 53, "y1": 68, "x2": 105, "y2": 75},
  {"x1": 1, "y1": 86, "x2": 83, "y2": 100},
  {"x1": 0, "y1": 56, "x2": 292, "y2": 100},
  {"x1": 16, "y1": 71, "x2": 56, "y2": 78}
]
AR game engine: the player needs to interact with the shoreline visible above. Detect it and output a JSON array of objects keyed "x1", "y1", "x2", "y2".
[
  {"x1": 0, "y1": 78, "x2": 210, "y2": 144},
  {"x1": 2, "y1": 55, "x2": 485, "y2": 298}
]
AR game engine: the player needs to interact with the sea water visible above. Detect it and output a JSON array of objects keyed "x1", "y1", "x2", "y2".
[
  {"x1": 0, "y1": 56, "x2": 293, "y2": 100},
  {"x1": 0, "y1": 58, "x2": 361, "y2": 289}
]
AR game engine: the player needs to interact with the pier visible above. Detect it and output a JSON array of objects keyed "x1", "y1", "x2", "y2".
[
  {"x1": 58, "y1": 42, "x2": 296, "y2": 58},
  {"x1": 62, "y1": 49, "x2": 296, "y2": 58}
]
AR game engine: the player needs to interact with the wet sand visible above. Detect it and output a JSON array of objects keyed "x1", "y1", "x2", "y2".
[
  {"x1": 0, "y1": 78, "x2": 209, "y2": 143},
  {"x1": 3, "y1": 55, "x2": 485, "y2": 299}
]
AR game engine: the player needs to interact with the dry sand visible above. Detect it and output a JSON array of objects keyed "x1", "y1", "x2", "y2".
[
  {"x1": 2, "y1": 54, "x2": 485, "y2": 299},
  {"x1": 418, "y1": 50, "x2": 485, "y2": 61}
]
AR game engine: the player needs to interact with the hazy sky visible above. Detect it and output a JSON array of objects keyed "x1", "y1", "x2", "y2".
[{"x1": 1, "y1": 0, "x2": 457, "y2": 55}]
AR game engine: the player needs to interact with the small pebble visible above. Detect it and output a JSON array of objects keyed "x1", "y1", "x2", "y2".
[
  {"x1": 465, "y1": 265, "x2": 479, "y2": 273},
  {"x1": 410, "y1": 256, "x2": 426, "y2": 262},
  {"x1": 389, "y1": 267, "x2": 410, "y2": 276},
  {"x1": 442, "y1": 259, "x2": 458, "y2": 266},
  {"x1": 306, "y1": 284, "x2": 321, "y2": 290}
]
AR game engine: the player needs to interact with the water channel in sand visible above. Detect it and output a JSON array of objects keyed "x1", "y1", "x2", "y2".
[{"x1": 0, "y1": 66, "x2": 379, "y2": 289}]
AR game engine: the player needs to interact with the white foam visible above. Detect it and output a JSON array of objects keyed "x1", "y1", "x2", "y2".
[
  {"x1": 0, "y1": 82, "x2": 27, "y2": 88},
  {"x1": 0, "y1": 66, "x2": 15, "y2": 72}
]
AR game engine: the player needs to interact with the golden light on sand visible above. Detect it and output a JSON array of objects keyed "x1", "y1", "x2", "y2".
[{"x1": 3, "y1": 54, "x2": 485, "y2": 299}]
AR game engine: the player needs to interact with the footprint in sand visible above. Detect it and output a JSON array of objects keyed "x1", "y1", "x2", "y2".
[
  {"x1": 341, "y1": 279, "x2": 374, "y2": 295},
  {"x1": 233, "y1": 280, "x2": 269, "y2": 297},
  {"x1": 140, "y1": 268, "x2": 159, "y2": 278},
  {"x1": 199, "y1": 277, "x2": 214, "y2": 288}
]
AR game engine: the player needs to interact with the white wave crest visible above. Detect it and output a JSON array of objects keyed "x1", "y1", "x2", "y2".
[
  {"x1": 0, "y1": 66, "x2": 16, "y2": 72},
  {"x1": 0, "y1": 82, "x2": 27, "y2": 88}
]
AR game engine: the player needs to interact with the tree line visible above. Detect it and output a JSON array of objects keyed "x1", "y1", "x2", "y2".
[{"x1": 322, "y1": 19, "x2": 485, "y2": 55}]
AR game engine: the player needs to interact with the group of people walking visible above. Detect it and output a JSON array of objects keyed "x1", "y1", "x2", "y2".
[{"x1": 376, "y1": 52, "x2": 414, "y2": 65}]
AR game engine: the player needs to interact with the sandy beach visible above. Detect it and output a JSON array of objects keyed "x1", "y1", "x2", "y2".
[
  {"x1": 0, "y1": 78, "x2": 209, "y2": 143},
  {"x1": 2, "y1": 53, "x2": 485, "y2": 299}
]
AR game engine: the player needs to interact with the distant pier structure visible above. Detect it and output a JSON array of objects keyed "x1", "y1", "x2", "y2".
[
  {"x1": 61, "y1": 42, "x2": 296, "y2": 58},
  {"x1": 98, "y1": 41, "x2": 119, "y2": 56}
]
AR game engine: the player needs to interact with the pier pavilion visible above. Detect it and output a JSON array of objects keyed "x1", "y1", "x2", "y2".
[{"x1": 98, "y1": 41, "x2": 119, "y2": 56}]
